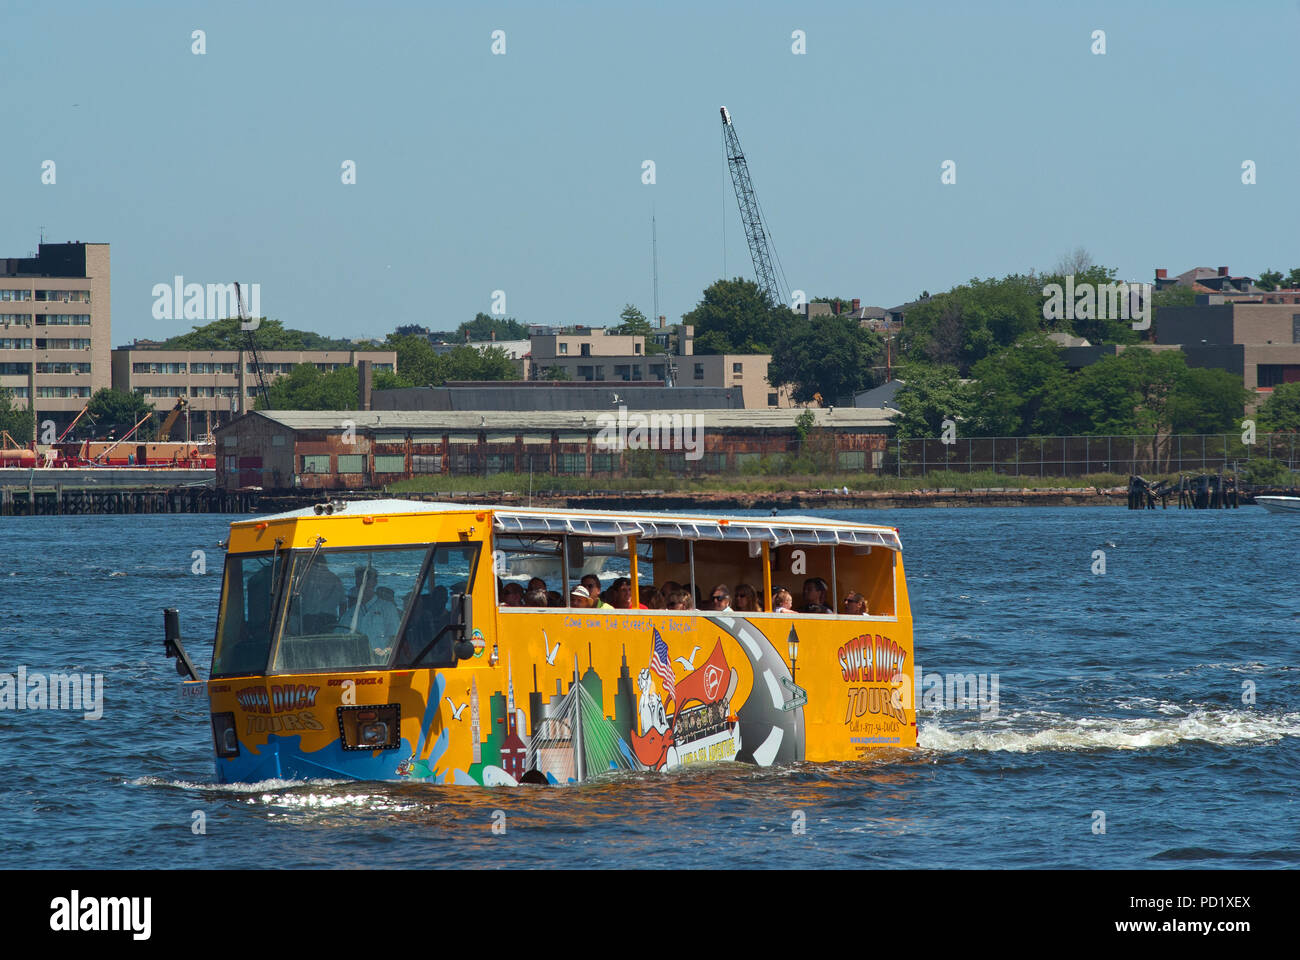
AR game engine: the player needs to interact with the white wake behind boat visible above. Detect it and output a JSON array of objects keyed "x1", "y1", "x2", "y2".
[{"x1": 1254, "y1": 496, "x2": 1300, "y2": 514}]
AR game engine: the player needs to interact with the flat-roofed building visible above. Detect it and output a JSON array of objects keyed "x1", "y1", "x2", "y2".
[
  {"x1": 0, "y1": 241, "x2": 110, "y2": 433},
  {"x1": 684, "y1": 354, "x2": 793, "y2": 408},
  {"x1": 523, "y1": 325, "x2": 788, "y2": 407},
  {"x1": 373, "y1": 381, "x2": 743, "y2": 411},
  {"x1": 1155, "y1": 302, "x2": 1300, "y2": 394},
  {"x1": 110, "y1": 347, "x2": 396, "y2": 437},
  {"x1": 214, "y1": 407, "x2": 895, "y2": 492}
]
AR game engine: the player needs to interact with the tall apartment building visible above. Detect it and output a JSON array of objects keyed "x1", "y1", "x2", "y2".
[
  {"x1": 0, "y1": 242, "x2": 110, "y2": 434},
  {"x1": 110, "y1": 347, "x2": 397, "y2": 437}
]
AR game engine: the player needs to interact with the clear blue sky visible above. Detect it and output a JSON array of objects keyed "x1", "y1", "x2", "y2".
[{"x1": 3, "y1": 0, "x2": 1297, "y2": 345}]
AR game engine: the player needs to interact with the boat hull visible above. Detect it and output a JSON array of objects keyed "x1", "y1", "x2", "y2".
[
  {"x1": 198, "y1": 609, "x2": 916, "y2": 785},
  {"x1": 1255, "y1": 496, "x2": 1300, "y2": 514}
]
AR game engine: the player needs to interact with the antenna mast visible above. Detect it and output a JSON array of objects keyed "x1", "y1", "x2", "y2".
[{"x1": 652, "y1": 213, "x2": 660, "y2": 326}]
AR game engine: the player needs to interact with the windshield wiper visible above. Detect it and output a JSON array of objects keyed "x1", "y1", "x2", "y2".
[
  {"x1": 268, "y1": 537, "x2": 284, "y2": 627},
  {"x1": 290, "y1": 536, "x2": 327, "y2": 602}
]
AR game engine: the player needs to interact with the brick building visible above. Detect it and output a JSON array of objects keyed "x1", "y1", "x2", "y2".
[{"x1": 213, "y1": 408, "x2": 894, "y2": 492}]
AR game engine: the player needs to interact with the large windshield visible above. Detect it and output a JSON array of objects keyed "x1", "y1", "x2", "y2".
[
  {"x1": 394, "y1": 544, "x2": 480, "y2": 668},
  {"x1": 272, "y1": 545, "x2": 432, "y2": 672},
  {"x1": 212, "y1": 552, "x2": 284, "y2": 677},
  {"x1": 214, "y1": 541, "x2": 480, "y2": 676}
]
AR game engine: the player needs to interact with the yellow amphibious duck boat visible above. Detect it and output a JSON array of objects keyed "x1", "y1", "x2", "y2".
[{"x1": 164, "y1": 499, "x2": 916, "y2": 785}]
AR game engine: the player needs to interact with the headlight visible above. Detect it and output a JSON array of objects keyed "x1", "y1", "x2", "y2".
[{"x1": 211, "y1": 712, "x2": 240, "y2": 758}]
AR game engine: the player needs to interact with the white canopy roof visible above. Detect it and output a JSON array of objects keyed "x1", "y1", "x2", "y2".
[{"x1": 492, "y1": 510, "x2": 901, "y2": 551}]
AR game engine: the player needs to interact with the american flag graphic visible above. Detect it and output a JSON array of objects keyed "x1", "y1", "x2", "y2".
[{"x1": 650, "y1": 629, "x2": 676, "y2": 702}]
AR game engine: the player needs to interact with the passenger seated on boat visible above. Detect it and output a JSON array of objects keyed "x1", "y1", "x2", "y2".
[
  {"x1": 772, "y1": 587, "x2": 793, "y2": 613},
  {"x1": 641, "y1": 586, "x2": 662, "y2": 609},
  {"x1": 297, "y1": 562, "x2": 346, "y2": 633},
  {"x1": 657, "y1": 580, "x2": 682, "y2": 606},
  {"x1": 547, "y1": 590, "x2": 564, "y2": 607},
  {"x1": 347, "y1": 565, "x2": 367, "y2": 608},
  {"x1": 802, "y1": 577, "x2": 829, "y2": 612},
  {"x1": 245, "y1": 560, "x2": 277, "y2": 629},
  {"x1": 499, "y1": 582, "x2": 525, "y2": 607},
  {"x1": 527, "y1": 577, "x2": 547, "y2": 593},
  {"x1": 706, "y1": 584, "x2": 733, "y2": 613},
  {"x1": 610, "y1": 577, "x2": 647, "y2": 609},
  {"x1": 733, "y1": 583, "x2": 761, "y2": 612},
  {"x1": 570, "y1": 585, "x2": 595, "y2": 608},
  {"x1": 398, "y1": 585, "x2": 452, "y2": 665},
  {"x1": 842, "y1": 591, "x2": 869, "y2": 615},
  {"x1": 664, "y1": 589, "x2": 692, "y2": 610},
  {"x1": 580, "y1": 574, "x2": 613, "y2": 609},
  {"x1": 342, "y1": 569, "x2": 402, "y2": 659},
  {"x1": 524, "y1": 588, "x2": 549, "y2": 607}
]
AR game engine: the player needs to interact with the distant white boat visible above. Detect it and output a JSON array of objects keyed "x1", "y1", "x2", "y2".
[{"x1": 1255, "y1": 496, "x2": 1300, "y2": 514}]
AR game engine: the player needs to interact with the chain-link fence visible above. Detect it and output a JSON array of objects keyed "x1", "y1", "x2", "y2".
[{"x1": 882, "y1": 434, "x2": 1299, "y2": 478}]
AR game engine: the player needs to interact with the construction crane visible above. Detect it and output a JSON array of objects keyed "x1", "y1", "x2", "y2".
[
  {"x1": 54, "y1": 404, "x2": 91, "y2": 443},
  {"x1": 720, "y1": 105, "x2": 790, "y2": 309},
  {"x1": 93, "y1": 412, "x2": 152, "y2": 463},
  {"x1": 236, "y1": 282, "x2": 272, "y2": 411},
  {"x1": 157, "y1": 396, "x2": 189, "y2": 441}
]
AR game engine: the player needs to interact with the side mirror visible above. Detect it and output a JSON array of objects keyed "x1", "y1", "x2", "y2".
[
  {"x1": 456, "y1": 592, "x2": 472, "y2": 637},
  {"x1": 163, "y1": 608, "x2": 201, "y2": 681},
  {"x1": 453, "y1": 592, "x2": 475, "y2": 661}
]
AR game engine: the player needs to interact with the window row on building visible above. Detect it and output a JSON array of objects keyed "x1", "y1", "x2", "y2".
[
  {"x1": 35, "y1": 386, "x2": 91, "y2": 398},
  {"x1": 292, "y1": 450, "x2": 753, "y2": 477},
  {"x1": 141, "y1": 385, "x2": 267, "y2": 398},
  {"x1": 4, "y1": 316, "x2": 94, "y2": 326},
  {"x1": 129, "y1": 360, "x2": 394, "y2": 376},
  {"x1": 0, "y1": 290, "x2": 91, "y2": 302},
  {"x1": 189, "y1": 386, "x2": 241, "y2": 398},
  {"x1": 1, "y1": 338, "x2": 92, "y2": 350},
  {"x1": 0, "y1": 361, "x2": 93, "y2": 375},
  {"x1": 573, "y1": 363, "x2": 672, "y2": 381},
  {"x1": 38, "y1": 314, "x2": 92, "y2": 325},
  {"x1": 336, "y1": 448, "x2": 875, "y2": 476}
]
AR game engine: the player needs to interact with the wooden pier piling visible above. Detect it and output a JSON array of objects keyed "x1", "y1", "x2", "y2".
[{"x1": 0, "y1": 486, "x2": 257, "y2": 516}]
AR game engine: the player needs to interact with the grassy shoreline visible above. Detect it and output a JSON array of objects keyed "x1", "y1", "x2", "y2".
[{"x1": 387, "y1": 469, "x2": 1142, "y2": 496}]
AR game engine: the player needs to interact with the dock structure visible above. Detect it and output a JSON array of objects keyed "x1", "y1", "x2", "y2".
[
  {"x1": 1127, "y1": 474, "x2": 1242, "y2": 510},
  {"x1": 0, "y1": 485, "x2": 255, "y2": 516}
]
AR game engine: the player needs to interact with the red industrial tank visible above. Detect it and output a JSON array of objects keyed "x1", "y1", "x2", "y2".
[{"x1": 0, "y1": 447, "x2": 37, "y2": 467}]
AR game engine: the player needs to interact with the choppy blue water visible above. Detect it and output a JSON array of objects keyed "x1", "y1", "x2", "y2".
[{"x1": 1, "y1": 506, "x2": 1296, "y2": 869}]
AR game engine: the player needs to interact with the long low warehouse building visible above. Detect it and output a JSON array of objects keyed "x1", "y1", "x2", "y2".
[{"x1": 213, "y1": 408, "x2": 896, "y2": 492}]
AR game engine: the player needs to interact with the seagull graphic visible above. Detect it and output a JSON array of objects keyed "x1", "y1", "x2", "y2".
[
  {"x1": 444, "y1": 697, "x2": 467, "y2": 720},
  {"x1": 544, "y1": 630, "x2": 560, "y2": 665},
  {"x1": 674, "y1": 645, "x2": 701, "y2": 671}
]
